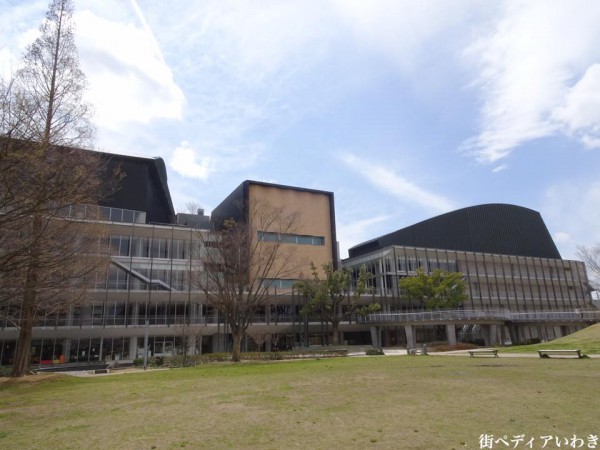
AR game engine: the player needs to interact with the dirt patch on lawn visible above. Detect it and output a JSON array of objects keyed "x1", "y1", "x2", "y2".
[{"x1": 0, "y1": 373, "x2": 65, "y2": 385}]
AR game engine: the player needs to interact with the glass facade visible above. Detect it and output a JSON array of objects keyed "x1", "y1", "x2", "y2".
[{"x1": 344, "y1": 245, "x2": 589, "y2": 312}]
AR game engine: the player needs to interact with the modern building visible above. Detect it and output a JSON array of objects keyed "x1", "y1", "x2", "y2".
[
  {"x1": 0, "y1": 151, "x2": 597, "y2": 367},
  {"x1": 0, "y1": 159, "x2": 339, "y2": 365},
  {"x1": 211, "y1": 180, "x2": 338, "y2": 282},
  {"x1": 343, "y1": 204, "x2": 596, "y2": 347}
]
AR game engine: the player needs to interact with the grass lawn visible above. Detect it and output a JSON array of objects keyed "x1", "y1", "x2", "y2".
[
  {"x1": 501, "y1": 323, "x2": 600, "y2": 354},
  {"x1": 1, "y1": 355, "x2": 599, "y2": 449}
]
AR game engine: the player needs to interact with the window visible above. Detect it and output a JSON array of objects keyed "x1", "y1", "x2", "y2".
[
  {"x1": 131, "y1": 237, "x2": 150, "y2": 257},
  {"x1": 109, "y1": 235, "x2": 130, "y2": 257},
  {"x1": 257, "y1": 231, "x2": 325, "y2": 246},
  {"x1": 151, "y1": 238, "x2": 169, "y2": 259},
  {"x1": 107, "y1": 266, "x2": 128, "y2": 290},
  {"x1": 171, "y1": 239, "x2": 188, "y2": 260},
  {"x1": 262, "y1": 279, "x2": 296, "y2": 289}
]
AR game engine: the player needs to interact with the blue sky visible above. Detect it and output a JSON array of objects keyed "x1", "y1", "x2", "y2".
[{"x1": 2, "y1": 0, "x2": 600, "y2": 260}]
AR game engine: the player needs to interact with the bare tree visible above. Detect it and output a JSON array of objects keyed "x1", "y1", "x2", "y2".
[
  {"x1": 245, "y1": 327, "x2": 269, "y2": 352},
  {"x1": 0, "y1": 0, "x2": 116, "y2": 376},
  {"x1": 245, "y1": 325, "x2": 288, "y2": 352},
  {"x1": 578, "y1": 244, "x2": 600, "y2": 300},
  {"x1": 194, "y1": 199, "x2": 301, "y2": 362},
  {"x1": 295, "y1": 263, "x2": 380, "y2": 346},
  {"x1": 174, "y1": 316, "x2": 208, "y2": 363}
]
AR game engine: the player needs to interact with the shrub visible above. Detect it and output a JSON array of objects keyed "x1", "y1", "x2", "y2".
[
  {"x1": 133, "y1": 356, "x2": 164, "y2": 367},
  {"x1": 365, "y1": 348, "x2": 385, "y2": 356},
  {"x1": 162, "y1": 350, "x2": 348, "y2": 368},
  {"x1": 164, "y1": 353, "x2": 232, "y2": 368}
]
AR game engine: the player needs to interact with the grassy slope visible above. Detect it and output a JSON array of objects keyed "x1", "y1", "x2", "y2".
[
  {"x1": 1, "y1": 356, "x2": 599, "y2": 449},
  {"x1": 501, "y1": 323, "x2": 600, "y2": 354}
]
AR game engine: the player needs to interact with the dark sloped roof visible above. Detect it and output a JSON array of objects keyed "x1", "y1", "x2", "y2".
[
  {"x1": 99, "y1": 153, "x2": 175, "y2": 224},
  {"x1": 0, "y1": 138, "x2": 175, "y2": 224},
  {"x1": 348, "y1": 204, "x2": 561, "y2": 259}
]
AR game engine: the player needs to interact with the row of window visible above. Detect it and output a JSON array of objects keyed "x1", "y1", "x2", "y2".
[
  {"x1": 103, "y1": 265, "x2": 299, "y2": 293},
  {"x1": 109, "y1": 235, "x2": 196, "y2": 260},
  {"x1": 391, "y1": 259, "x2": 458, "y2": 273},
  {"x1": 104, "y1": 265, "x2": 192, "y2": 291},
  {"x1": 375, "y1": 255, "x2": 577, "y2": 281},
  {"x1": 257, "y1": 231, "x2": 325, "y2": 246}
]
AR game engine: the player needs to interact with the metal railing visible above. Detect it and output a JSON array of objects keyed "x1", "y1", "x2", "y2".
[
  {"x1": 358, "y1": 309, "x2": 511, "y2": 324},
  {"x1": 509, "y1": 311, "x2": 600, "y2": 322},
  {"x1": 358, "y1": 309, "x2": 600, "y2": 324},
  {"x1": 6, "y1": 309, "x2": 600, "y2": 331}
]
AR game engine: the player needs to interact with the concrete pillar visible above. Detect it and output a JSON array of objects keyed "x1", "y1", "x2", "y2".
[
  {"x1": 489, "y1": 324, "x2": 498, "y2": 346},
  {"x1": 481, "y1": 325, "x2": 498, "y2": 347},
  {"x1": 500, "y1": 326, "x2": 507, "y2": 346},
  {"x1": 445, "y1": 324, "x2": 457, "y2": 346},
  {"x1": 508, "y1": 326, "x2": 520, "y2": 345},
  {"x1": 98, "y1": 337, "x2": 104, "y2": 361},
  {"x1": 404, "y1": 325, "x2": 416, "y2": 349},
  {"x1": 129, "y1": 336, "x2": 138, "y2": 359},
  {"x1": 370, "y1": 326, "x2": 380, "y2": 348},
  {"x1": 62, "y1": 339, "x2": 71, "y2": 363}
]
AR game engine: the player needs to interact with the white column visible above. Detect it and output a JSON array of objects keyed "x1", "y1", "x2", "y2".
[
  {"x1": 404, "y1": 325, "x2": 416, "y2": 349},
  {"x1": 129, "y1": 336, "x2": 138, "y2": 359},
  {"x1": 446, "y1": 324, "x2": 457, "y2": 346}
]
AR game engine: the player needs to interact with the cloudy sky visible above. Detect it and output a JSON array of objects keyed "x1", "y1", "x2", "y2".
[{"x1": 2, "y1": 0, "x2": 600, "y2": 259}]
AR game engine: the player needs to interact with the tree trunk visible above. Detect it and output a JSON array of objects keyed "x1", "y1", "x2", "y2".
[
  {"x1": 11, "y1": 296, "x2": 34, "y2": 377},
  {"x1": 11, "y1": 215, "x2": 42, "y2": 377},
  {"x1": 331, "y1": 321, "x2": 340, "y2": 346},
  {"x1": 231, "y1": 330, "x2": 243, "y2": 362}
]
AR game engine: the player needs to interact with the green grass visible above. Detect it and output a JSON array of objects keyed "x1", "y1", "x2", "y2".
[
  {"x1": 501, "y1": 323, "x2": 600, "y2": 354},
  {"x1": 1, "y1": 355, "x2": 599, "y2": 449}
]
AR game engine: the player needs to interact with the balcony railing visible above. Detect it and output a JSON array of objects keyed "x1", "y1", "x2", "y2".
[
  {"x1": 5, "y1": 309, "x2": 600, "y2": 331},
  {"x1": 358, "y1": 309, "x2": 600, "y2": 324}
]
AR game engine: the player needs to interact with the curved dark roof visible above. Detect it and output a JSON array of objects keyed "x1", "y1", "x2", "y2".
[
  {"x1": 348, "y1": 204, "x2": 561, "y2": 259},
  {"x1": 100, "y1": 153, "x2": 175, "y2": 224}
]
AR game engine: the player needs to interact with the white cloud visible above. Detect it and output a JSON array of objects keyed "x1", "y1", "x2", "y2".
[
  {"x1": 168, "y1": 138, "x2": 264, "y2": 180},
  {"x1": 169, "y1": 142, "x2": 213, "y2": 180},
  {"x1": 330, "y1": 0, "x2": 477, "y2": 73},
  {"x1": 0, "y1": 1, "x2": 49, "y2": 79},
  {"x1": 337, "y1": 215, "x2": 390, "y2": 259},
  {"x1": 464, "y1": 0, "x2": 600, "y2": 162},
  {"x1": 553, "y1": 231, "x2": 572, "y2": 245},
  {"x1": 543, "y1": 181, "x2": 600, "y2": 259},
  {"x1": 75, "y1": 7, "x2": 185, "y2": 130},
  {"x1": 552, "y1": 64, "x2": 600, "y2": 149},
  {"x1": 491, "y1": 164, "x2": 508, "y2": 173},
  {"x1": 340, "y1": 153, "x2": 454, "y2": 213}
]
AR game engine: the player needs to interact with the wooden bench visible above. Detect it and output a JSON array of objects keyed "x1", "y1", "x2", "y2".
[
  {"x1": 468, "y1": 349, "x2": 498, "y2": 358},
  {"x1": 407, "y1": 348, "x2": 427, "y2": 356},
  {"x1": 537, "y1": 349, "x2": 582, "y2": 358}
]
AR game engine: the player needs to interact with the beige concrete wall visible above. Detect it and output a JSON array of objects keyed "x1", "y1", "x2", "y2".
[{"x1": 248, "y1": 184, "x2": 335, "y2": 280}]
